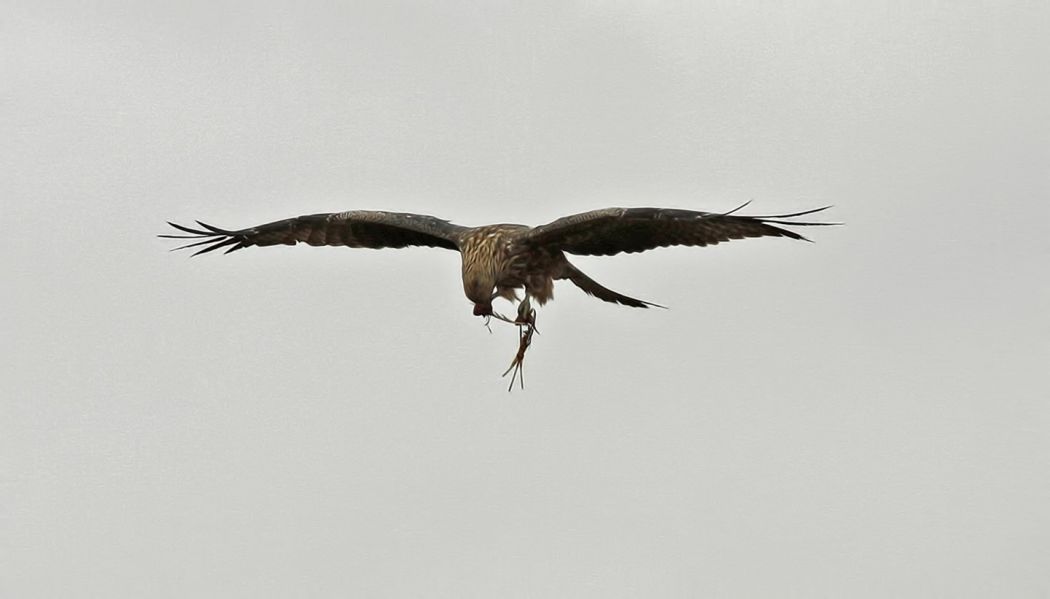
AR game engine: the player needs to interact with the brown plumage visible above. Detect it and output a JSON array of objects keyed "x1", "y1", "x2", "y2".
[{"x1": 161, "y1": 204, "x2": 833, "y2": 316}]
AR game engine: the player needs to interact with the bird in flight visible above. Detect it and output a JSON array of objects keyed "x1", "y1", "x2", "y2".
[{"x1": 161, "y1": 204, "x2": 834, "y2": 388}]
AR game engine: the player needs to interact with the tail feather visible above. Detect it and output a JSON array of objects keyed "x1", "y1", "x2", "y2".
[{"x1": 559, "y1": 264, "x2": 664, "y2": 309}]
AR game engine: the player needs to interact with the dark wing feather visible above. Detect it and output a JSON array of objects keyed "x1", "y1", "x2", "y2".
[
  {"x1": 557, "y1": 263, "x2": 664, "y2": 309},
  {"x1": 159, "y1": 211, "x2": 468, "y2": 256},
  {"x1": 524, "y1": 205, "x2": 835, "y2": 256}
]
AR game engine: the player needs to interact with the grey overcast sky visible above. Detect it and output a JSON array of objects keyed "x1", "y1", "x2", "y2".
[{"x1": 3, "y1": 1, "x2": 1048, "y2": 596}]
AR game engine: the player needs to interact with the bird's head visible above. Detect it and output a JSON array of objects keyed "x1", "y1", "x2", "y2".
[{"x1": 463, "y1": 272, "x2": 496, "y2": 317}]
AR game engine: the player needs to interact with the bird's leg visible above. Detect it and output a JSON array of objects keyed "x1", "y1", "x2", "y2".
[
  {"x1": 514, "y1": 295, "x2": 533, "y2": 325},
  {"x1": 501, "y1": 296, "x2": 538, "y2": 391}
]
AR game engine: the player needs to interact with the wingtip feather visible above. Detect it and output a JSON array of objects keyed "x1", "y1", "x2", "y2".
[
  {"x1": 195, "y1": 221, "x2": 234, "y2": 235},
  {"x1": 720, "y1": 200, "x2": 753, "y2": 217},
  {"x1": 165, "y1": 221, "x2": 214, "y2": 236}
]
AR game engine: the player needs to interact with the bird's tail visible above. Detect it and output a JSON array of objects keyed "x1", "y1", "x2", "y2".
[{"x1": 559, "y1": 263, "x2": 664, "y2": 309}]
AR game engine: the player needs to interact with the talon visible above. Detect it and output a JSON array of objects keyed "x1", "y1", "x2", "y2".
[
  {"x1": 486, "y1": 296, "x2": 539, "y2": 391},
  {"x1": 488, "y1": 311, "x2": 515, "y2": 325}
]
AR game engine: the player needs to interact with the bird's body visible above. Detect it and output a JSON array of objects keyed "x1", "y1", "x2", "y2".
[{"x1": 459, "y1": 224, "x2": 576, "y2": 315}]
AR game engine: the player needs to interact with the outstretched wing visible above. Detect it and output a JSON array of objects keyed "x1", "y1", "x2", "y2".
[
  {"x1": 160, "y1": 211, "x2": 468, "y2": 256},
  {"x1": 524, "y1": 204, "x2": 835, "y2": 256}
]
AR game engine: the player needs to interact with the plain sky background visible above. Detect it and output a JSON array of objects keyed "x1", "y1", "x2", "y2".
[{"x1": 3, "y1": 1, "x2": 1048, "y2": 596}]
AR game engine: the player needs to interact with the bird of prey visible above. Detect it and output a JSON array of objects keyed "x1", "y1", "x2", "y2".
[{"x1": 161, "y1": 204, "x2": 833, "y2": 388}]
